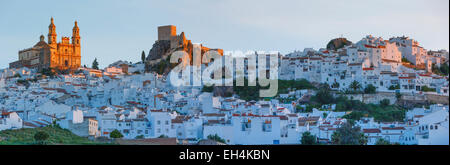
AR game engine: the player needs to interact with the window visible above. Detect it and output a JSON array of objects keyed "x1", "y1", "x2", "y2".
[
  {"x1": 165, "y1": 120, "x2": 169, "y2": 125},
  {"x1": 157, "y1": 120, "x2": 161, "y2": 125},
  {"x1": 262, "y1": 123, "x2": 272, "y2": 132}
]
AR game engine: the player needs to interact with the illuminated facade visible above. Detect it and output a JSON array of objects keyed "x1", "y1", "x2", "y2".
[{"x1": 10, "y1": 18, "x2": 81, "y2": 70}]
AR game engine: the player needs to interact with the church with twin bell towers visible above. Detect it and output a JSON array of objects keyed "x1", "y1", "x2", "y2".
[{"x1": 9, "y1": 17, "x2": 81, "y2": 71}]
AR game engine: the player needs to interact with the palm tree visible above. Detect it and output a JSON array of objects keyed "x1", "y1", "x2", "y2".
[{"x1": 349, "y1": 80, "x2": 362, "y2": 93}]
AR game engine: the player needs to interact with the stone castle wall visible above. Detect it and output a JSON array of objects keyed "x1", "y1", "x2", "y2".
[{"x1": 158, "y1": 25, "x2": 176, "y2": 41}]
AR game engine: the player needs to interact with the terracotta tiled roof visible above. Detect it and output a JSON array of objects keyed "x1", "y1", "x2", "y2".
[{"x1": 363, "y1": 128, "x2": 381, "y2": 133}]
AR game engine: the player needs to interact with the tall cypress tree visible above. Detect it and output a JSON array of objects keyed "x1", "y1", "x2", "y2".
[
  {"x1": 141, "y1": 51, "x2": 146, "y2": 63},
  {"x1": 92, "y1": 58, "x2": 99, "y2": 70}
]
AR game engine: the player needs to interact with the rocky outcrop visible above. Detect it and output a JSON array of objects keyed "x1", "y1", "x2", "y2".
[
  {"x1": 145, "y1": 25, "x2": 222, "y2": 75},
  {"x1": 146, "y1": 40, "x2": 171, "y2": 61},
  {"x1": 327, "y1": 38, "x2": 352, "y2": 51}
]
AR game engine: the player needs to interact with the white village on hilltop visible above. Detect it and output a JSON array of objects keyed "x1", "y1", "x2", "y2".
[{"x1": 0, "y1": 21, "x2": 449, "y2": 145}]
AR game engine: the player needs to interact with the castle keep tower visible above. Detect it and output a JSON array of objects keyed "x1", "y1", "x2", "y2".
[{"x1": 10, "y1": 18, "x2": 81, "y2": 70}]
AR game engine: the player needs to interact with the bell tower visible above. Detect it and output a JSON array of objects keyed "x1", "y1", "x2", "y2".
[
  {"x1": 71, "y1": 20, "x2": 81, "y2": 69},
  {"x1": 72, "y1": 21, "x2": 80, "y2": 45},
  {"x1": 48, "y1": 17, "x2": 57, "y2": 46}
]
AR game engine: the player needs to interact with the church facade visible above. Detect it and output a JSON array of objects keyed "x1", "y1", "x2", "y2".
[{"x1": 9, "y1": 18, "x2": 81, "y2": 71}]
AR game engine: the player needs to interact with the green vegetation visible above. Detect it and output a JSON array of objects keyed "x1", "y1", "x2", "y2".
[
  {"x1": 135, "y1": 135, "x2": 145, "y2": 139},
  {"x1": 152, "y1": 58, "x2": 170, "y2": 75},
  {"x1": 16, "y1": 79, "x2": 30, "y2": 87},
  {"x1": 158, "y1": 134, "x2": 169, "y2": 138},
  {"x1": 349, "y1": 80, "x2": 362, "y2": 93},
  {"x1": 331, "y1": 122, "x2": 367, "y2": 145},
  {"x1": 421, "y1": 86, "x2": 436, "y2": 92},
  {"x1": 396, "y1": 92, "x2": 402, "y2": 99},
  {"x1": 432, "y1": 63, "x2": 449, "y2": 76},
  {"x1": 110, "y1": 129, "x2": 124, "y2": 139},
  {"x1": 0, "y1": 126, "x2": 106, "y2": 145},
  {"x1": 40, "y1": 67, "x2": 55, "y2": 78},
  {"x1": 331, "y1": 82, "x2": 340, "y2": 88},
  {"x1": 300, "y1": 131, "x2": 318, "y2": 145},
  {"x1": 303, "y1": 104, "x2": 319, "y2": 113},
  {"x1": 295, "y1": 105, "x2": 304, "y2": 113},
  {"x1": 375, "y1": 138, "x2": 391, "y2": 145},
  {"x1": 92, "y1": 58, "x2": 99, "y2": 70},
  {"x1": 338, "y1": 98, "x2": 405, "y2": 122},
  {"x1": 202, "y1": 79, "x2": 315, "y2": 101},
  {"x1": 388, "y1": 84, "x2": 400, "y2": 90},
  {"x1": 33, "y1": 131, "x2": 49, "y2": 144},
  {"x1": 141, "y1": 50, "x2": 146, "y2": 63},
  {"x1": 207, "y1": 134, "x2": 226, "y2": 144},
  {"x1": 310, "y1": 84, "x2": 405, "y2": 122},
  {"x1": 401, "y1": 57, "x2": 412, "y2": 64},
  {"x1": 380, "y1": 99, "x2": 390, "y2": 107},
  {"x1": 13, "y1": 73, "x2": 21, "y2": 78},
  {"x1": 276, "y1": 79, "x2": 315, "y2": 94},
  {"x1": 364, "y1": 84, "x2": 377, "y2": 94},
  {"x1": 311, "y1": 83, "x2": 334, "y2": 104},
  {"x1": 201, "y1": 85, "x2": 214, "y2": 93}
]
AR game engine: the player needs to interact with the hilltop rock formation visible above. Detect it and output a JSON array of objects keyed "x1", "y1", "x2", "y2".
[
  {"x1": 327, "y1": 38, "x2": 352, "y2": 51},
  {"x1": 145, "y1": 25, "x2": 222, "y2": 75}
]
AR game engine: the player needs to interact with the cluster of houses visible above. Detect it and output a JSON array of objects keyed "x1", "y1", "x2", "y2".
[
  {"x1": 279, "y1": 35, "x2": 449, "y2": 95},
  {"x1": 0, "y1": 35, "x2": 448, "y2": 145}
]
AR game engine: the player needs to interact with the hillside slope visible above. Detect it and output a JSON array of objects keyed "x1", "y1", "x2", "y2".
[{"x1": 0, "y1": 126, "x2": 107, "y2": 145}]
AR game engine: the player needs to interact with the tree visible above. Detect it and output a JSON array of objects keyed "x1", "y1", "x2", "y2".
[
  {"x1": 141, "y1": 51, "x2": 146, "y2": 63},
  {"x1": 388, "y1": 84, "x2": 400, "y2": 90},
  {"x1": 331, "y1": 122, "x2": 367, "y2": 145},
  {"x1": 158, "y1": 134, "x2": 168, "y2": 138},
  {"x1": 349, "y1": 80, "x2": 362, "y2": 93},
  {"x1": 109, "y1": 129, "x2": 123, "y2": 139},
  {"x1": 375, "y1": 138, "x2": 391, "y2": 145},
  {"x1": 34, "y1": 131, "x2": 49, "y2": 144},
  {"x1": 135, "y1": 135, "x2": 145, "y2": 139},
  {"x1": 380, "y1": 99, "x2": 390, "y2": 107},
  {"x1": 395, "y1": 92, "x2": 402, "y2": 99},
  {"x1": 313, "y1": 83, "x2": 334, "y2": 104},
  {"x1": 440, "y1": 63, "x2": 449, "y2": 75},
  {"x1": 421, "y1": 86, "x2": 436, "y2": 92},
  {"x1": 331, "y1": 82, "x2": 340, "y2": 88},
  {"x1": 92, "y1": 58, "x2": 99, "y2": 70},
  {"x1": 207, "y1": 134, "x2": 226, "y2": 144},
  {"x1": 364, "y1": 84, "x2": 376, "y2": 94},
  {"x1": 300, "y1": 131, "x2": 318, "y2": 145}
]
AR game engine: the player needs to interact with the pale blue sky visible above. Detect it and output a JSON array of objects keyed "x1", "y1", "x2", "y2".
[{"x1": 0, "y1": 0, "x2": 448, "y2": 68}]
